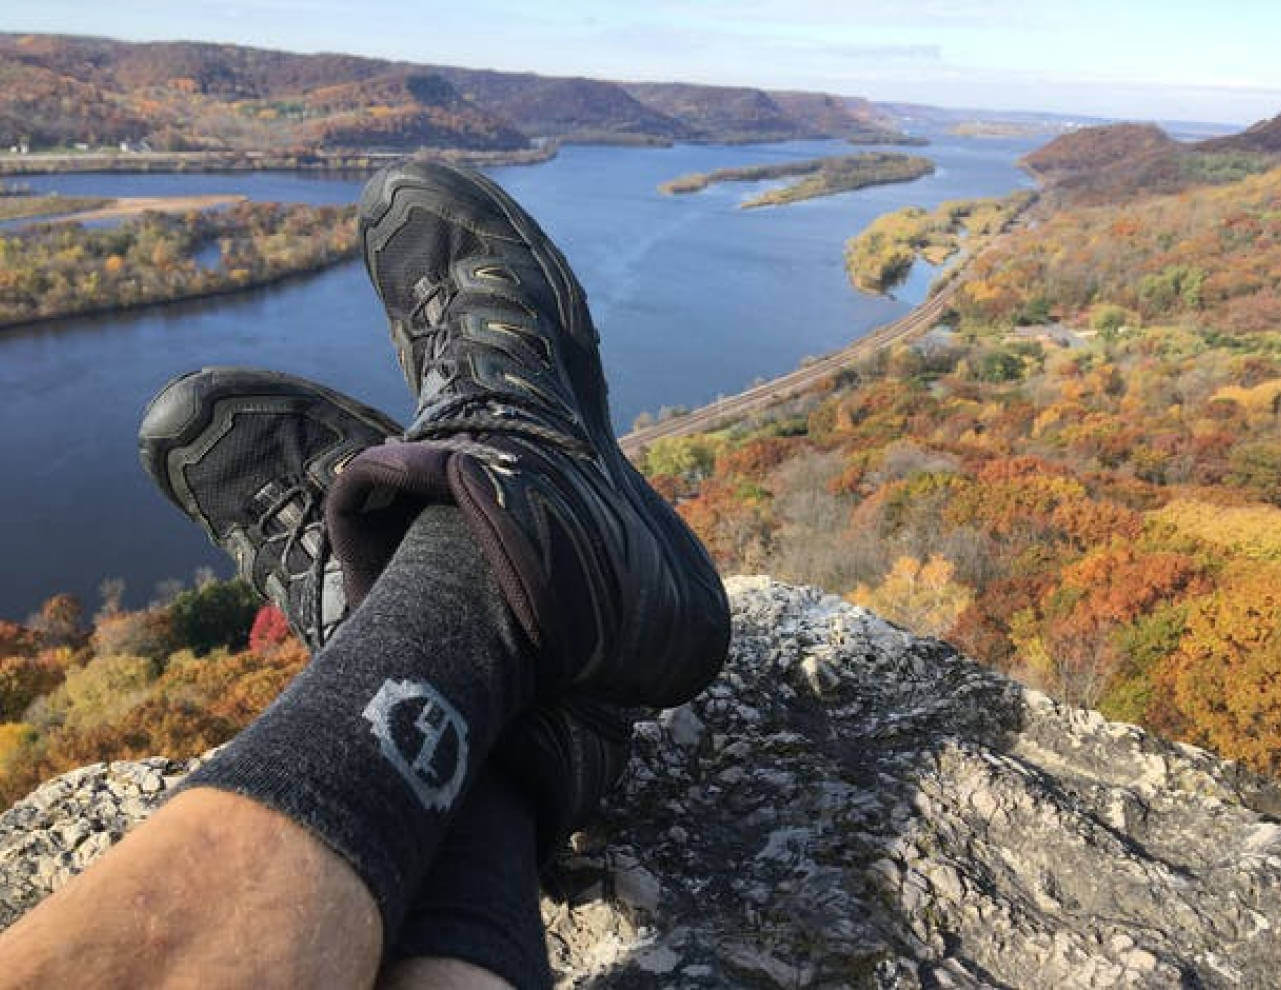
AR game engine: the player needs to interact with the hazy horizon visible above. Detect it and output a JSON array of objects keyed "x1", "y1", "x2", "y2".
[{"x1": 5, "y1": 1, "x2": 1278, "y2": 127}]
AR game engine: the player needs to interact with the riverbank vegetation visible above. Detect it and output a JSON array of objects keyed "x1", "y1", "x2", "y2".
[
  {"x1": 844, "y1": 191, "x2": 1034, "y2": 293},
  {"x1": 0, "y1": 145, "x2": 558, "y2": 177},
  {"x1": 659, "y1": 152, "x2": 934, "y2": 207},
  {"x1": 0, "y1": 201, "x2": 358, "y2": 327},
  {"x1": 952, "y1": 166, "x2": 1281, "y2": 334}
]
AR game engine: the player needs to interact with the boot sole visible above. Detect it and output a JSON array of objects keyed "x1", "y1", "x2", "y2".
[{"x1": 139, "y1": 367, "x2": 402, "y2": 541}]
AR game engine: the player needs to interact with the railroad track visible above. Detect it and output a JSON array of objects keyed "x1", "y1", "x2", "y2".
[
  {"x1": 615, "y1": 193, "x2": 1038, "y2": 458},
  {"x1": 618, "y1": 277, "x2": 960, "y2": 456}
]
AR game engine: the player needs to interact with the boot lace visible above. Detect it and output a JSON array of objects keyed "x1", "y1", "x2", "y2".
[
  {"x1": 252, "y1": 482, "x2": 331, "y2": 644},
  {"x1": 402, "y1": 281, "x2": 594, "y2": 464}
]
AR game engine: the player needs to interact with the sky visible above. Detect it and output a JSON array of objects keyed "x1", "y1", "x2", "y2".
[{"x1": 7, "y1": 0, "x2": 1280, "y2": 125}]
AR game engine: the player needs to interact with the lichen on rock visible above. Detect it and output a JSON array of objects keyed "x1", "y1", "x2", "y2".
[{"x1": 3, "y1": 577, "x2": 1280, "y2": 987}]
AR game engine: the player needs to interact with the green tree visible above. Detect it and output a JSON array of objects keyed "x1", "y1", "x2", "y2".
[
  {"x1": 1228, "y1": 442, "x2": 1281, "y2": 505},
  {"x1": 169, "y1": 580, "x2": 260, "y2": 655}
]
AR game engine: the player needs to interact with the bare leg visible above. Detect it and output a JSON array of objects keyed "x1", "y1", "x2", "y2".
[
  {"x1": 0, "y1": 788, "x2": 381, "y2": 990},
  {"x1": 378, "y1": 958, "x2": 513, "y2": 990}
]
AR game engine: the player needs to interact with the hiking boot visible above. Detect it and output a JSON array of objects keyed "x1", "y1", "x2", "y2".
[
  {"x1": 495, "y1": 695, "x2": 636, "y2": 858},
  {"x1": 330, "y1": 160, "x2": 729, "y2": 707},
  {"x1": 138, "y1": 367, "x2": 403, "y2": 650},
  {"x1": 139, "y1": 366, "x2": 631, "y2": 850}
]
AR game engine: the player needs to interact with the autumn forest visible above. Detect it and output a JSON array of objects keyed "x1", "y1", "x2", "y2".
[{"x1": 644, "y1": 132, "x2": 1281, "y2": 774}]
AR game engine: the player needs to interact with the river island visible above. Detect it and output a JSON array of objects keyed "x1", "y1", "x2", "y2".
[
  {"x1": 0, "y1": 201, "x2": 359, "y2": 328},
  {"x1": 659, "y1": 152, "x2": 935, "y2": 208}
]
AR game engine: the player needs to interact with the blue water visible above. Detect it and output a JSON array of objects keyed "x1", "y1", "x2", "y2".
[{"x1": 1, "y1": 132, "x2": 1038, "y2": 618}]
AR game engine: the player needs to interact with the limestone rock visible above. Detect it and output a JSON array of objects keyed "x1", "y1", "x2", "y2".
[{"x1": 3, "y1": 577, "x2": 1280, "y2": 988}]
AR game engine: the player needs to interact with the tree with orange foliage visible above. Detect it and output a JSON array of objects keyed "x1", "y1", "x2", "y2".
[
  {"x1": 1156, "y1": 562, "x2": 1281, "y2": 774},
  {"x1": 0, "y1": 651, "x2": 68, "y2": 722},
  {"x1": 30, "y1": 594, "x2": 84, "y2": 649},
  {"x1": 714, "y1": 436, "x2": 803, "y2": 481},
  {"x1": 676, "y1": 478, "x2": 772, "y2": 572},
  {"x1": 0, "y1": 621, "x2": 37, "y2": 659}
]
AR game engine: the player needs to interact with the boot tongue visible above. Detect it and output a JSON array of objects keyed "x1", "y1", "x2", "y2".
[
  {"x1": 324, "y1": 442, "x2": 458, "y2": 606},
  {"x1": 325, "y1": 440, "x2": 545, "y2": 659}
]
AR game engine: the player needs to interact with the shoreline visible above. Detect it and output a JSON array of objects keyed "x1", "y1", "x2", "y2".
[
  {"x1": 0, "y1": 144, "x2": 559, "y2": 178},
  {"x1": 618, "y1": 283, "x2": 960, "y2": 456},
  {"x1": 618, "y1": 196, "x2": 1036, "y2": 454}
]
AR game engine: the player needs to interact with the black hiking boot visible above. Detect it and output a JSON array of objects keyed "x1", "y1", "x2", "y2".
[
  {"x1": 138, "y1": 367, "x2": 403, "y2": 650},
  {"x1": 495, "y1": 694, "x2": 636, "y2": 858},
  {"x1": 139, "y1": 365, "x2": 631, "y2": 852},
  {"x1": 331, "y1": 160, "x2": 730, "y2": 707}
]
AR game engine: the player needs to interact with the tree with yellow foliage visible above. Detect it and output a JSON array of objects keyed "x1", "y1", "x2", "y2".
[
  {"x1": 1157, "y1": 562, "x2": 1281, "y2": 774},
  {"x1": 848, "y1": 555, "x2": 973, "y2": 639}
]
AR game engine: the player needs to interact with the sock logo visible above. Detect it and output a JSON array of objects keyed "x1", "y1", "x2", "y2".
[{"x1": 363, "y1": 678, "x2": 469, "y2": 812}]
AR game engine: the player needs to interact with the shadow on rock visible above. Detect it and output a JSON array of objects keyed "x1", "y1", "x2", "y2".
[{"x1": 539, "y1": 576, "x2": 1281, "y2": 989}]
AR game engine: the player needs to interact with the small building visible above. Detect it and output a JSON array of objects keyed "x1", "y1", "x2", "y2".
[{"x1": 1008, "y1": 323, "x2": 1086, "y2": 349}]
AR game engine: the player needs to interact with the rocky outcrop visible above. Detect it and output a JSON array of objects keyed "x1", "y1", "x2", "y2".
[{"x1": 3, "y1": 577, "x2": 1280, "y2": 987}]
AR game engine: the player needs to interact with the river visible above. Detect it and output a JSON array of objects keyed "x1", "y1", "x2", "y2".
[{"x1": 0, "y1": 132, "x2": 1040, "y2": 618}]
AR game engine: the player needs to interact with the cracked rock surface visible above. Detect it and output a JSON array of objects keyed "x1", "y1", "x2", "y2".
[{"x1": 3, "y1": 577, "x2": 1280, "y2": 987}]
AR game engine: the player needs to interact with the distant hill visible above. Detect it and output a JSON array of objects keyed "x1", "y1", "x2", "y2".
[
  {"x1": 431, "y1": 68, "x2": 692, "y2": 143},
  {"x1": 0, "y1": 33, "x2": 913, "y2": 154},
  {"x1": 0, "y1": 35, "x2": 526, "y2": 152},
  {"x1": 1199, "y1": 111, "x2": 1281, "y2": 153},
  {"x1": 620, "y1": 83, "x2": 793, "y2": 143},
  {"x1": 1021, "y1": 120, "x2": 1279, "y2": 203},
  {"x1": 296, "y1": 73, "x2": 527, "y2": 150},
  {"x1": 617, "y1": 83, "x2": 900, "y2": 144},
  {"x1": 769, "y1": 91, "x2": 889, "y2": 136},
  {"x1": 1022, "y1": 122, "x2": 1175, "y2": 175},
  {"x1": 0, "y1": 55, "x2": 149, "y2": 147},
  {"x1": 0, "y1": 34, "x2": 389, "y2": 97}
]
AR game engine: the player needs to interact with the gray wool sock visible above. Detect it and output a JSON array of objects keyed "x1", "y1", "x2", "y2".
[
  {"x1": 183, "y1": 506, "x2": 536, "y2": 941},
  {"x1": 392, "y1": 766, "x2": 551, "y2": 989}
]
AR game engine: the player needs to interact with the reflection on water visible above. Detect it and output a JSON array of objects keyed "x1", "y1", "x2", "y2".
[{"x1": 0, "y1": 133, "x2": 1040, "y2": 617}]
